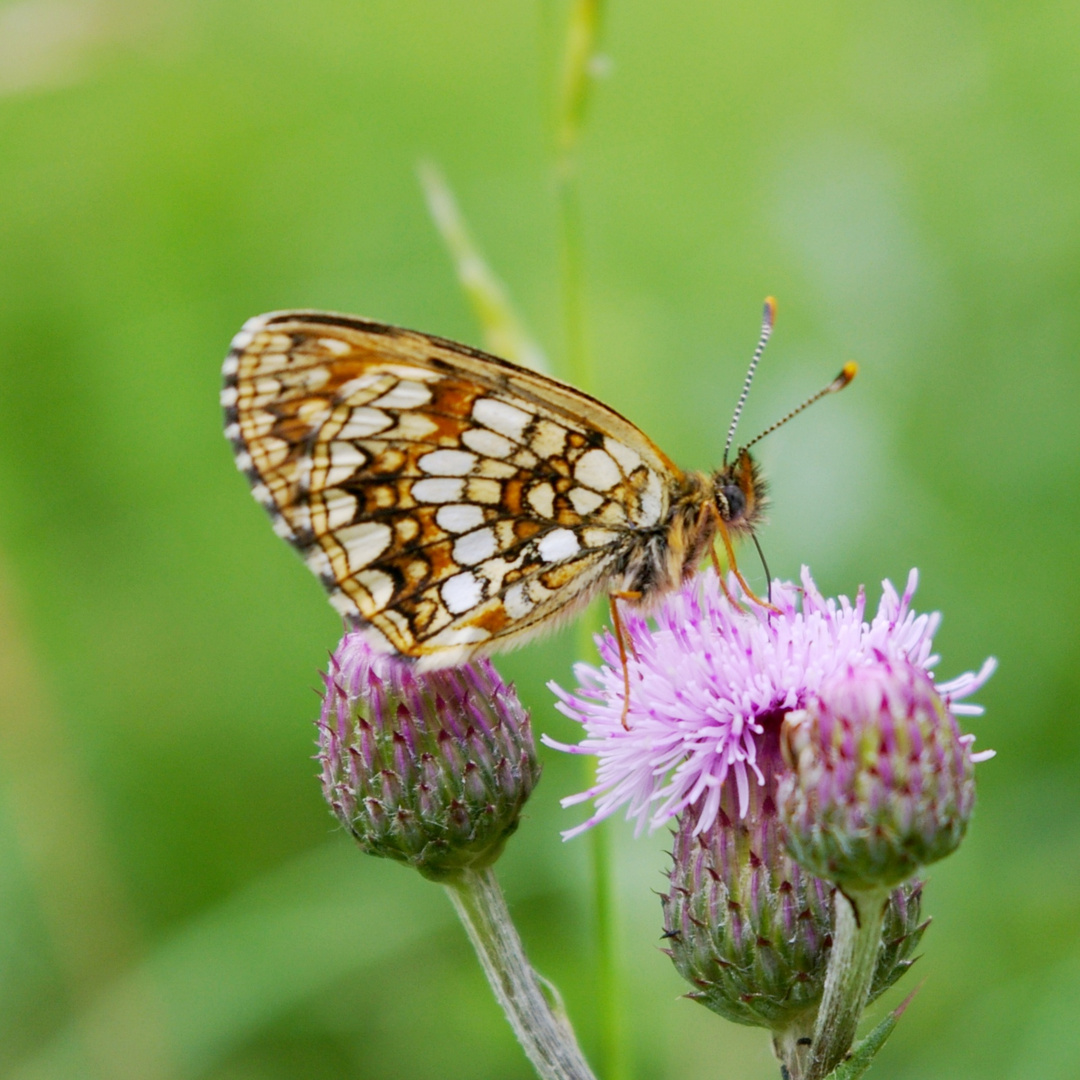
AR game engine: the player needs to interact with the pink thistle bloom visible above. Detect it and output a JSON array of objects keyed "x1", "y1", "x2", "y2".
[{"x1": 545, "y1": 567, "x2": 995, "y2": 840}]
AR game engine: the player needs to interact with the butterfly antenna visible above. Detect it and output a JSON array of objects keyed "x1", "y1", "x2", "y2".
[
  {"x1": 723, "y1": 297, "x2": 777, "y2": 467},
  {"x1": 741, "y1": 362, "x2": 858, "y2": 454}
]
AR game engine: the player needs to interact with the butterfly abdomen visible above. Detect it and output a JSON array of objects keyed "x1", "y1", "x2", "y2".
[{"x1": 611, "y1": 472, "x2": 717, "y2": 607}]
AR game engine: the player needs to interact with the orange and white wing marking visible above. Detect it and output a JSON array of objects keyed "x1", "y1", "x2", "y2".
[{"x1": 222, "y1": 311, "x2": 683, "y2": 665}]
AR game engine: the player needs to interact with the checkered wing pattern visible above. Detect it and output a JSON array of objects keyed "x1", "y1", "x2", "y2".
[{"x1": 222, "y1": 311, "x2": 683, "y2": 665}]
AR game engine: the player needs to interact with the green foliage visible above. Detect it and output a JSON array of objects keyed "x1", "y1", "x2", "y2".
[{"x1": 0, "y1": 1, "x2": 1076, "y2": 1077}]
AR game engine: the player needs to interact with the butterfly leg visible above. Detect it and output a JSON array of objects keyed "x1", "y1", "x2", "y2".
[
  {"x1": 707, "y1": 504, "x2": 781, "y2": 614},
  {"x1": 708, "y1": 531, "x2": 746, "y2": 611},
  {"x1": 695, "y1": 501, "x2": 745, "y2": 610},
  {"x1": 609, "y1": 591, "x2": 642, "y2": 729}
]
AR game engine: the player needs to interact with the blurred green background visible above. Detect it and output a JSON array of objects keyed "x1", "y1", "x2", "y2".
[{"x1": 0, "y1": 1, "x2": 1077, "y2": 1077}]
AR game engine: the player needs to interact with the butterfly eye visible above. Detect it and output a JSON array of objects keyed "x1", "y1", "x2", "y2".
[{"x1": 717, "y1": 484, "x2": 746, "y2": 523}]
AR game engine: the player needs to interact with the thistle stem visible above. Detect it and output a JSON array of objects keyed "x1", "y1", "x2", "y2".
[
  {"x1": 446, "y1": 866, "x2": 598, "y2": 1080},
  {"x1": 589, "y1": 815, "x2": 629, "y2": 1080},
  {"x1": 772, "y1": 1012, "x2": 817, "y2": 1080},
  {"x1": 806, "y1": 888, "x2": 889, "y2": 1080},
  {"x1": 551, "y1": 4, "x2": 622, "y2": 1075},
  {"x1": 556, "y1": 171, "x2": 590, "y2": 390},
  {"x1": 574, "y1": 608, "x2": 628, "y2": 1080},
  {"x1": 554, "y1": 0, "x2": 603, "y2": 391}
]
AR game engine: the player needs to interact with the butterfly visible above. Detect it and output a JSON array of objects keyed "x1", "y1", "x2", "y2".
[{"x1": 222, "y1": 301, "x2": 855, "y2": 674}]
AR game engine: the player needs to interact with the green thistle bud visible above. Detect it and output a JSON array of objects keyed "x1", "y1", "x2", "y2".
[
  {"x1": 779, "y1": 660, "x2": 979, "y2": 892},
  {"x1": 317, "y1": 634, "x2": 539, "y2": 882},
  {"x1": 661, "y1": 719, "x2": 926, "y2": 1035}
]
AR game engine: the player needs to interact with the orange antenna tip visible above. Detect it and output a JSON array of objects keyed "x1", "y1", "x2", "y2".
[
  {"x1": 831, "y1": 361, "x2": 858, "y2": 391},
  {"x1": 741, "y1": 358, "x2": 860, "y2": 453},
  {"x1": 763, "y1": 296, "x2": 778, "y2": 327}
]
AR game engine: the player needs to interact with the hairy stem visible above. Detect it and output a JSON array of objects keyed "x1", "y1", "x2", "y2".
[
  {"x1": 446, "y1": 866, "x2": 598, "y2": 1080},
  {"x1": 806, "y1": 888, "x2": 889, "y2": 1080},
  {"x1": 772, "y1": 1011, "x2": 817, "y2": 1080}
]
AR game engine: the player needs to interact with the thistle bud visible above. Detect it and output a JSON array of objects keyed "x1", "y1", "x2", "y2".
[
  {"x1": 779, "y1": 659, "x2": 978, "y2": 892},
  {"x1": 661, "y1": 719, "x2": 925, "y2": 1034},
  {"x1": 317, "y1": 634, "x2": 540, "y2": 882}
]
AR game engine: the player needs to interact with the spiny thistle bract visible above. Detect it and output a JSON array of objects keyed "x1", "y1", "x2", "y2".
[
  {"x1": 661, "y1": 719, "x2": 927, "y2": 1032},
  {"x1": 318, "y1": 634, "x2": 539, "y2": 881},
  {"x1": 779, "y1": 659, "x2": 986, "y2": 891},
  {"x1": 550, "y1": 565, "x2": 991, "y2": 1041}
]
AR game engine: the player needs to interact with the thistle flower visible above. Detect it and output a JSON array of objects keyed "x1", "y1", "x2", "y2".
[
  {"x1": 547, "y1": 567, "x2": 994, "y2": 839},
  {"x1": 661, "y1": 719, "x2": 926, "y2": 1035},
  {"x1": 318, "y1": 634, "x2": 540, "y2": 881},
  {"x1": 779, "y1": 659, "x2": 978, "y2": 891}
]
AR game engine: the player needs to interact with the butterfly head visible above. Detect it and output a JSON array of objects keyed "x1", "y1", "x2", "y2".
[{"x1": 711, "y1": 447, "x2": 767, "y2": 536}]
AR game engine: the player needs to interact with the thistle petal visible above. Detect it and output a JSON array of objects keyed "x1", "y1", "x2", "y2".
[{"x1": 547, "y1": 567, "x2": 993, "y2": 838}]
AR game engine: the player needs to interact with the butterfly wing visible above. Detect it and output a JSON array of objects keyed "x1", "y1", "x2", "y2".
[{"x1": 222, "y1": 311, "x2": 682, "y2": 665}]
